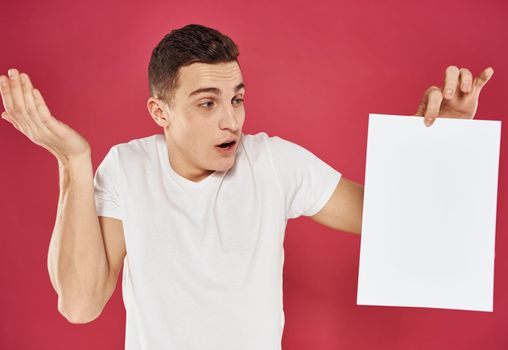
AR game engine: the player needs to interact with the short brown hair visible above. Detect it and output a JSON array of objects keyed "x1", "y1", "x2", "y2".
[{"x1": 148, "y1": 24, "x2": 240, "y2": 109}]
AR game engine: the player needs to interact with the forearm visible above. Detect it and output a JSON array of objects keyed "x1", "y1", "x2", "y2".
[
  {"x1": 338, "y1": 180, "x2": 363, "y2": 235},
  {"x1": 47, "y1": 154, "x2": 109, "y2": 321}
]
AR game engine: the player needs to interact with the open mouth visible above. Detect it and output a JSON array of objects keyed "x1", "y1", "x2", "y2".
[{"x1": 217, "y1": 141, "x2": 236, "y2": 149}]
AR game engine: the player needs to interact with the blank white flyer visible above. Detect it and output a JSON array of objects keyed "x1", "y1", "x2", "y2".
[{"x1": 357, "y1": 113, "x2": 502, "y2": 312}]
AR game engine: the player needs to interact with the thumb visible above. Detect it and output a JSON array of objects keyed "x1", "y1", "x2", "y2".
[{"x1": 414, "y1": 86, "x2": 436, "y2": 116}]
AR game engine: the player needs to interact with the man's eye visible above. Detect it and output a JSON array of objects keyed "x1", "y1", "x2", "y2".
[
  {"x1": 199, "y1": 101, "x2": 214, "y2": 109},
  {"x1": 199, "y1": 99, "x2": 243, "y2": 109}
]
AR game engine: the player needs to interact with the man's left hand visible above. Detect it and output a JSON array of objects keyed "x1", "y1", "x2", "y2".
[{"x1": 415, "y1": 65, "x2": 494, "y2": 127}]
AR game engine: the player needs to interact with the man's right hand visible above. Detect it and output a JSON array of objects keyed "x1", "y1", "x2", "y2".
[{"x1": 0, "y1": 68, "x2": 91, "y2": 164}]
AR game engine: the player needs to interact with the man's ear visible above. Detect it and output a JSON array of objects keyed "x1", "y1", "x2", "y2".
[{"x1": 147, "y1": 97, "x2": 171, "y2": 128}]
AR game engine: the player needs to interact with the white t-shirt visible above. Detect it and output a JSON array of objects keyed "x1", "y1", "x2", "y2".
[{"x1": 93, "y1": 131, "x2": 341, "y2": 350}]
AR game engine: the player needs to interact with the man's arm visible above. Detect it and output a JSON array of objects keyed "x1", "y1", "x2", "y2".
[
  {"x1": 0, "y1": 69, "x2": 114, "y2": 323},
  {"x1": 48, "y1": 156, "x2": 112, "y2": 323},
  {"x1": 310, "y1": 176, "x2": 364, "y2": 235}
]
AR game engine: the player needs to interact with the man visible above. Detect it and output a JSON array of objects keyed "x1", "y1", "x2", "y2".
[{"x1": 0, "y1": 23, "x2": 494, "y2": 350}]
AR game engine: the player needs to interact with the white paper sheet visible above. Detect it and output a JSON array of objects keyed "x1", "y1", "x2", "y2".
[{"x1": 357, "y1": 114, "x2": 501, "y2": 312}]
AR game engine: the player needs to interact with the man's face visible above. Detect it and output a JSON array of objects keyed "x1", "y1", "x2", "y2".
[{"x1": 149, "y1": 61, "x2": 245, "y2": 182}]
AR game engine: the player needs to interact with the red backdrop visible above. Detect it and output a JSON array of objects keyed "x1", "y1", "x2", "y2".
[{"x1": 0, "y1": 0, "x2": 506, "y2": 349}]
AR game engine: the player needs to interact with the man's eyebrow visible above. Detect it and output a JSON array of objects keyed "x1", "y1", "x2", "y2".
[{"x1": 188, "y1": 82, "x2": 245, "y2": 98}]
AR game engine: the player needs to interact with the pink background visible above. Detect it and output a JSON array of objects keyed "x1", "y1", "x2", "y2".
[{"x1": 0, "y1": 0, "x2": 506, "y2": 349}]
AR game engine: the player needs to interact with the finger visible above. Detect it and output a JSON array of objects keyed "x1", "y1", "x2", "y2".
[
  {"x1": 5, "y1": 68, "x2": 31, "y2": 132},
  {"x1": 9, "y1": 71, "x2": 42, "y2": 134},
  {"x1": 19, "y1": 73, "x2": 37, "y2": 114},
  {"x1": 443, "y1": 65, "x2": 460, "y2": 99},
  {"x1": 472, "y1": 66, "x2": 494, "y2": 95},
  {"x1": 0, "y1": 75, "x2": 14, "y2": 114},
  {"x1": 18, "y1": 73, "x2": 42, "y2": 132},
  {"x1": 415, "y1": 86, "x2": 433, "y2": 116},
  {"x1": 2, "y1": 111, "x2": 23, "y2": 132},
  {"x1": 424, "y1": 87, "x2": 443, "y2": 127},
  {"x1": 32, "y1": 88, "x2": 59, "y2": 130},
  {"x1": 19, "y1": 73, "x2": 51, "y2": 133},
  {"x1": 7, "y1": 68, "x2": 27, "y2": 112},
  {"x1": 459, "y1": 68, "x2": 473, "y2": 93}
]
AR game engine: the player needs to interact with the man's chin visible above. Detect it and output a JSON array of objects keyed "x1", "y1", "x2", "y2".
[{"x1": 216, "y1": 157, "x2": 236, "y2": 172}]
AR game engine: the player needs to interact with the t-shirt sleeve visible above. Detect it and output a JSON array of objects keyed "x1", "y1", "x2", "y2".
[
  {"x1": 93, "y1": 146, "x2": 123, "y2": 220},
  {"x1": 266, "y1": 135, "x2": 342, "y2": 220}
]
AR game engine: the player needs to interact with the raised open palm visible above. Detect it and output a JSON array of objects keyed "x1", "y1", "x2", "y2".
[{"x1": 1, "y1": 68, "x2": 91, "y2": 163}]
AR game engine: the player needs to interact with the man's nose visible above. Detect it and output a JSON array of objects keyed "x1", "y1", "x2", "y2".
[{"x1": 221, "y1": 105, "x2": 240, "y2": 130}]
